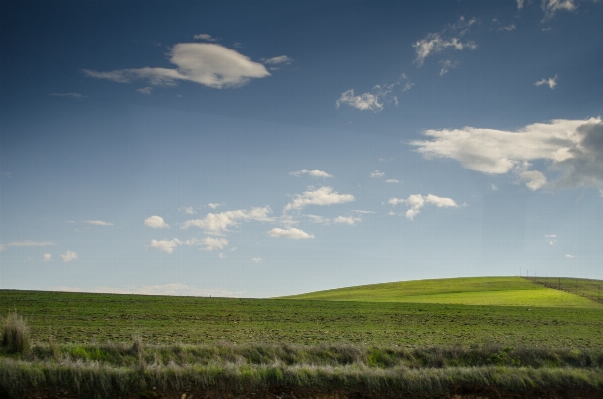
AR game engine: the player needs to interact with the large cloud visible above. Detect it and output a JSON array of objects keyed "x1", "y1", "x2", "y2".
[
  {"x1": 84, "y1": 43, "x2": 270, "y2": 89},
  {"x1": 181, "y1": 207, "x2": 272, "y2": 235},
  {"x1": 284, "y1": 186, "x2": 354, "y2": 212},
  {"x1": 410, "y1": 117, "x2": 603, "y2": 192}
]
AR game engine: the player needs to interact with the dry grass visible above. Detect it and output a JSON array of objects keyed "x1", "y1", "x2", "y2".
[{"x1": 1, "y1": 312, "x2": 31, "y2": 354}]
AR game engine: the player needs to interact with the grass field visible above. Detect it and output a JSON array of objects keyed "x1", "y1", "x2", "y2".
[
  {"x1": 528, "y1": 277, "x2": 603, "y2": 304},
  {"x1": 1, "y1": 277, "x2": 602, "y2": 398},
  {"x1": 281, "y1": 276, "x2": 602, "y2": 308}
]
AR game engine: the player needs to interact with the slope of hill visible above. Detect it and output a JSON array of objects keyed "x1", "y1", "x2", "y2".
[{"x1": 281, "y1": 276, "x2": 602, "y2": 308}]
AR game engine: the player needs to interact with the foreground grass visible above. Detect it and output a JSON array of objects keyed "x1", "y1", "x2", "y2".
[
  {"x1": 1, "y1": 342, "x2": 602, "y2": 398},
  {"x1": 282, "y1": 277, "x2": 602, "y2": 308},
  {"x1": 1, "y1": 290, "x2": 603, "y2": 349}
]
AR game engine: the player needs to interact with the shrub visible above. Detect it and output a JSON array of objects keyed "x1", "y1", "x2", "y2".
[{"x1": 1, "y1": 312, "x2": 31, "y2": 354}]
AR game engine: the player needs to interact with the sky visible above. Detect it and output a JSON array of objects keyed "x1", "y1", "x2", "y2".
[{"x1": 1, "y1": 0, "x2": 602, "y2": 298}]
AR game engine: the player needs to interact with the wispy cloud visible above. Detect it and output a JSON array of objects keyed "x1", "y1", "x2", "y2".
[
  {"x1": 389, "y1": 194, "x2": 458, "y2": 220},
  {"x1": 268, "y1": 227, "x2": 314, "y2": 239},
  {"x1": 182, "y1": 207, "x2": 273, "y2": 235},
  {"x1": 60, "y1": 250, "x2": 78, "y2": 262},
  {"x1": 413, "y1": 17, "x2": 477, "y2": 67},
  {"x1": 262, "y1": 55, "x2": 294, "y2": 70},
  {"x1": 0, "y1": 240, "x2": 55, "y2": 251},
  {"x1": 385, "y1": 179, "x2": 399, "y2": 183},
  {"x1": 136, "y1": 87, "x2": 152, "y2": 95},
  {"x1": 333, "y1": 216, "x2": 362, "y2": 225},
  {"x1": 207, "y1": 203, "x2": 222, "y2": 209},
  {"x1": 565, "y1": 254, "x2": 575, "y2": 258},
  {"x1": 144, "y1": 215, "x2": 169, "y2": 229},
  {"x1": 439, "y1": 59, "x2": 458, "y2": 76},
  {"x1": 545, "y1": 234, "x2": 557, "y2": 245},
  {"x1": 179, "y1": 206, "x2": 196, "y2": 215},
  {"x1": 84, "y1": 43, "x2": 270, "y2": 89},
  {"x1": 284, "y1": 186, "x2": 354, "y2": 212},
  {"x1": 43, "y1": 254, "x2": 52, "y2": 261},
  {"x1": 290, "y1": 169, "x2": 333, "y2": 178},
  {"x1": 85, "y1": 220, "x2": 113, "y2": 226},
  {"x1": 542, "y1": 0, "x2": 577, "y2": 21},
  {"x1": 336, "y1": 75, "x2": 412, "y2": 113},
  {"x1": 251, "y1": 257, "x2": 262, "y2": 263},
  {"x1": 535, "y1": 75, "x2": 558, "y2": 89},
  {"x1": 199, "y1": 237, "x2": 228, "y2": 251},
  {"x1": 50, "y1": 92, "x2": 85, "y2": 98},
  {"x1": 411, "y1": 117, "x2": 603, "y2": 193},
  {"x1": 193, "y1": 33, "x2": 217, "y2": 42},
  {"x1": 370, "y1": 170, "x2": 385, "y2": 178}
]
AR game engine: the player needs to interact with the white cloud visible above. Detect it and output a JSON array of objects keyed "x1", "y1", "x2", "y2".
[
  {"x1": 284, "y1": 186, "x2": 354, "y2": 212},
  {"x1": 385, "y1": 179, "x2": 400, "y2": 183},
  {"x1": 148, "y1": 238, "x2": 182, "y2": 254},
  {"x1": 54, "y1": 283, "x2": 242, "y2": 297},
  {"x1": 389, "y1": 194, "x2": 458, "y2": 220},
  {"x1": 268, "y1": 227, "x2": 315, "y2": 239},
  {"x1": 535, "y1": 75, "x2": 558, "y2": 89},
  {"x1": 520, "y1": 170, "x2": 548, "y2": 190},
  {"x1": 499, "y1": 24, "x2": 516, "y2": 31},
  {"x1": 200, "y1": 237, "x2": 228, "y2": 251},
  {"x1": 411, "y1": 117, "x2": 603, "y2": 192},
  {"x1": 193, "y1": 33, "x2": 217, "y2": 42},
  {"x1": 84, "y1": 43, "x2": 270, "y2": 89},
  {"x1": 336, "y1": 76, "x2": 411, "y2": 113},
  {"x1": 290, "y1": 169, "x2": 333, "y2": 178},
  {"x1": 565, "y1": 254, "x2": 575, "y2": 258},
  {"x1": 491, "y1": 184, "x2": 498, "y2": 191},
  {"x1": 207, "y1": 203, "x2": 222, "y2": 209},
  {"x1": 136, "y1": 87, "x2": 152, "y2": 95},
  {"x1": 251, "y1": 257, "x2": 262, "y2": 263},
  {"x1": 517, "y1": 0, "x2": 525, "y2": 9},
  {"x1": 305, "y1": 214, "x2": 331, "y2": 225},
  {"x1": 0, "y1": 240, "x2": 55, "y2": 251},
  {"x1": 60, "y1": 250, "x2": 78, "y2": 262},
  {"x1": 50, "y1": 92, "x2": 85, "y2": 98},
  {"x1": 542, "y1": 0, "x2": 577, "y2": 20},
  {"x1": 179, "y1": 206, "x2": 196, "y2": 215},
  {"x1": 546, "y1": 234, "x2": 557, "y2": 245},
  {"x1": 144, "y1": 215, "x2": 169, "y2": 229},
  {"x1": 333, "y1": 216, "x2": 361, "y2": 225},
  {"x1": 439, "y1": 59, "x2": 458, "y2": 76},
  {"x1": 182, "y1": 207, "x2": 272, "y2": 235},
  {"x1": 413, "y1": 34, "x2": 476, "y2": 66},
  {"x1": 353, "y1": 210, "x2": 375, "y2": 214},
  {"x1": 370, "y1": 170, "x2": 385, "y2": 178},
  {"x1": 43, "y1": 253, "x2": 52, "y2": 261},
  {"x1": 85, "y1": 220, "x2": 113, "y2": 226},
  {"x1": 262, "y1": 55, "x2": 294, "y2": 69}
]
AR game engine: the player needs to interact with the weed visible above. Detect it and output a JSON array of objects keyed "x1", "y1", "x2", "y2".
[{"x1": 1, "y1": 312, "x2": 31, "y2": 354}]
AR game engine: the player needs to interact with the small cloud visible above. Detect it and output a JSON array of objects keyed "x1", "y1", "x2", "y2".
[
  {"x1": 207, "y1": 203, "x2": 222, "y2": 209},
  {"x1": 517, "y1": 0, "x2": 525, "y2": 10},
  {"x1": 499, "y1": 24, "x2": 516, "y2": 31},
  {"x1": 565, "y1": 254, "x2": 575, "y2": 258},
  {"x1": 251, "y1": 257, "x2": 262, "y2": 263},
  {"x1": 535, "y1": 75, "x2": 558, "y2": 89},
  {"x1": 385, "y1": 179, "x2": 399, "y2": 184},
  {"x1": 193, "y1": 33, "x2": 217, "y2": 42},
  {"x1": 60, "y1": 250, "x2": 78, "y2": 262},
  {"x1": 353, "y1": 210, "x2": 375, "y2": 214},
  {"x1": 413, "y1": 33, "x2": 476, "y2": 66},
  {"x1": 182, "y1": 207, "x2": 273, "y2": 235},
  {"x1": 262, "y1": 55, "x2": 294, "y2": 70},
  {"x1": 147, "y1": 238, "x2": 181, "y2": 254},
  {"x1": 491, "y1": 184, "x2": 498, "y2": 191},
  {"x1": 179, "y1": 206, "x2": 196, "y2": 215},
  {"x1": 519, "y1": 170, "x2": 547, "y2": 191},
  {"x1": 218, "y1": 252, "x2": 226, "y2": 258},
  {"x1": 136, "y1": 87, "x2": 153, "y2": 95},
  {"x1": 43, "y1": 253, "x2": 52, "y2": 261},
  {"x1": 284, "y1": 186, "x2": 354, "y2": 213},
  {"x1": 50, "y1": 92, "x2": 85, "y2": 99},
  {"x1": 546, "y1": 234, "x2": 557, "y2": 245},
  {"x1": 290, "y1": 169, "x2": 333, "y2": 178},
  {"x1": 333, "y1": 216, "x2": 361, "y2": 225},
  {"x1": 268, "y1": 227, "x2": 314, "y2": 239},
  {"x1": 305, "y1": 214, "x2": 331, "y2": 225},
  {"x1": 370, "y1": 170, "x2": 385, "y2": 178},
  {"x1": 542, "y1": 0, "x2": 577, "y2": 21},
  {"x1": 389, "y1": 194, "x2": 458, "y2": 220},
  {"x1": 144, "y1": 215, "x2": 169, "y2": 229},
  {"x1": 85, "y1": 220, "x2": 113, "y2": 226},
  {"x1": 336, "y1": 77, "x2": 410, "y2": 113},
  {"x1": 439, "y1": 59, "x2": 458, "y2": 76}
]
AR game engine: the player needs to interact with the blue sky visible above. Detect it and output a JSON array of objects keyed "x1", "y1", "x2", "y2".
[{"x1": 1, "y1": 0, "x2": 602, "y2": 297}]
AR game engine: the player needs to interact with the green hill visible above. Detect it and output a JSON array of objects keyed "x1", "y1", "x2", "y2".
[{"x1": 281, "y1": 276, "x2": 603, "y2": 308}]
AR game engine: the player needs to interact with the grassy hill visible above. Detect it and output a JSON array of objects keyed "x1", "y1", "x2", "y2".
[{"x1": 281, "y1": 276, "x2": 602, "y2": 308}]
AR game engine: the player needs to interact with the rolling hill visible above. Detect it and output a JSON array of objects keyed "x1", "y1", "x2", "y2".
[{"x1": 281, "y1": 276, "x2": 603, "y2": 308}]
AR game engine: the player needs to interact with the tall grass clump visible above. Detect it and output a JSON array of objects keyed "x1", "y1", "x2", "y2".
[{"x1": 1, "y1": 312, "x2": 31, "y2": 354}]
